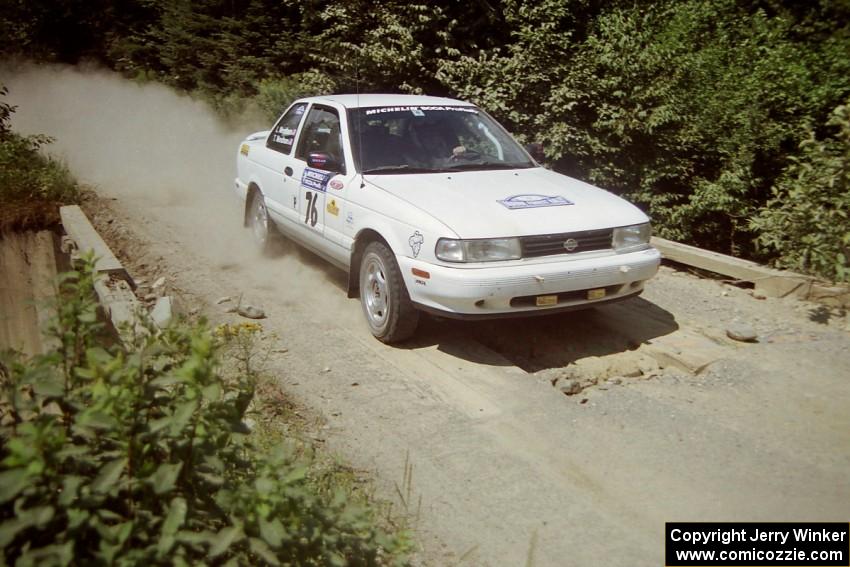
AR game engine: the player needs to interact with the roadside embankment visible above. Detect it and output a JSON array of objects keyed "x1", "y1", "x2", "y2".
[{"x1": 0, "y1": 230, "x2": 60, "y2": 355}]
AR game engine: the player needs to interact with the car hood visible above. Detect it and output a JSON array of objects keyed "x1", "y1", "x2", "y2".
[{"x1": 365, "y1": 167, "x2": 649, "y2": 239}]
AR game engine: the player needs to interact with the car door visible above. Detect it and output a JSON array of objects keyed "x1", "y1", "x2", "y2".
[
  {"x1": 260, "y1": 102, "x2": 308, "y2": 226},
  {"x1": 291, "y1": 104, "x2": 347, "y2": 249}
]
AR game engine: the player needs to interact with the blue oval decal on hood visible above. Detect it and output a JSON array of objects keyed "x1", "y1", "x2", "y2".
[{"x1": 498, "y1": 194, "x2": 574, "y2": 210}]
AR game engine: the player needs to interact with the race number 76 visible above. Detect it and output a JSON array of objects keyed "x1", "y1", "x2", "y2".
[{"x1": 304, "y1": 191, "x2": 318, "y2": 227}]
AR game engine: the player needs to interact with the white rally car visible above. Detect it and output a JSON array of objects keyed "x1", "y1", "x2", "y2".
[{"x1": 234, "y1": 94, "x2": 660, "y2": 342}]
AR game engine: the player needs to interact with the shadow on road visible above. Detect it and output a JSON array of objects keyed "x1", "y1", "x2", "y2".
[
  {"x1": 407, "y1": 296, "x2": 679, "y2": 372},
  {"x1": 266, "y1": 237, "x2": 679, "y2": 372}
]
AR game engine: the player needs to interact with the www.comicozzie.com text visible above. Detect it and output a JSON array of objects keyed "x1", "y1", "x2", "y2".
[{"x1": 670, "y1": 527, "x2": 847, "y2": 546}]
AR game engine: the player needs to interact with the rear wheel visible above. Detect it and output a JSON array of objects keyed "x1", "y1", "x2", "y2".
[
  {"x1": 248, "y1": 192, "x2": 273, "y2": 255},
  {"x1": 359, "y1": 241, "x2": 419, "y2": 343}
]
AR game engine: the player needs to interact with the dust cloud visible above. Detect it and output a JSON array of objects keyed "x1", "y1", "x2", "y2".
[
  {"x1": 3, "y1": 61, "x2": 257, "y2": 258},
  {"x1": 4, "y1": 62, "x2": 255, "y2": 204},
  {"x1": 2, "y1": 62, "x2": 356, "y2": 320}
]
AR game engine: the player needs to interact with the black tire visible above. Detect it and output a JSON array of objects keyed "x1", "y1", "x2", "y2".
[
  {"x1": 359, "y1": 241, "x2": 420, "y2": 343},
  {"x1": 248, "y1": 191, "x2": 274, "y2": 255}
]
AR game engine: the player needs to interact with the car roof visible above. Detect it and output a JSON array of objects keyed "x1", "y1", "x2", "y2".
[{"x1": 301, "y1": 93, "x2": 475, "y2": 109}]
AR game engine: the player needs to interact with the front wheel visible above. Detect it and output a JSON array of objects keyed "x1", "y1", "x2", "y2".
[{"x1": 359, "y1": 241, "x2": 420, "y2": 343}]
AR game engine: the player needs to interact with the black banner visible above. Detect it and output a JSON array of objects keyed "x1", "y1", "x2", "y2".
[{"x1": 666, "y1": 523, "x2": 849, "y2": 566}]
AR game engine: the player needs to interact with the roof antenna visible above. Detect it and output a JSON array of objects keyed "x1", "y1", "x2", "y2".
[{"x1": 356, "y1": 60, "x2": 366, "y2": 189}]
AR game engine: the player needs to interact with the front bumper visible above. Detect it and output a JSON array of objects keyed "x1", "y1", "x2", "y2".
[{"x1": 398, "y1": 247, "x2": 661, "y2": 317}]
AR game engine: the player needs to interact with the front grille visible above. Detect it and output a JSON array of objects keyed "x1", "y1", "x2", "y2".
[{"x1": 520, "y1": 228, "x2": 613, "y2": 258}]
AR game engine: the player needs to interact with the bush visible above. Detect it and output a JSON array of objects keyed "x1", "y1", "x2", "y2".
[
  {"x1": 0, "y1": 85, "x2": 12, "y2": 139},
  {"x1": 3, "y1": 1, "x2": 849, "y2": 278},
  {"x1": 438, "y1": 0, "x2": 850, "y2": 262},
  {"x1": 0, "y1": 84, "x2": 79, "y2": 205},
  {"x1": 751, "y1": 99, "x2": 850, "y2": 282},
  {"x1": 0, "y1": 256, "x2": 409, "y2": 566},
  {"x1": 253, "y1": 71, "x2": 338, "y2": 122},
  {"x1": 0, "y1": 132, "x2": 79, "y2": 204}
]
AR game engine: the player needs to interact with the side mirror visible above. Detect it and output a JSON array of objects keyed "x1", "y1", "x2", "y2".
[
  {"x1": 525, "y1": 142, "x2": 545, "y2": 163},
  {"x1": 307, "y1": 152, "x2": 342, "y2": 173}
]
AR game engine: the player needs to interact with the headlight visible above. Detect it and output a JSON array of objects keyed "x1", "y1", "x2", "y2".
[
  {"x1": 612, "y1": 223, "x2": 651, "y2": 251},
  {"x1": 435, "y1": 237, "x2": 522, "y2": 262}
]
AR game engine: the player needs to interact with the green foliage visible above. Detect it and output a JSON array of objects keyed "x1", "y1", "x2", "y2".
[
  {"x1": 441, "y1": 0, "x2": 850, "y2": 261},
  {"x1": 0, "y1": 84, "x2": 79, "y2": 205},
  {"x1": 0, "y1": 132, "x2": 79, "y2": 204},
  {"x1": 307, "y1": 2, "x2": 447, "y2": 94},
  {"x1": 107, "y1": 0, "x2": 311, "y2": 97},
  {"x1": 751, "y1": 99, "x2": 850, "y2": 281},
  {"x1": 0, "y1": 85, "x2": 13, "y2": 140},
  {"x1": 0, "y1": 0, "x2": 121, "y2": 62},
  {"x1": 436, "y1": 0, "x2": 599, "y2": 135},
  {"x1": 0, "y1": 257, "x2": 409, "y2": 566},
  {"x1": 253, "y1": 71, "x2": 338, "y2": 122},
  {"x1": 3, "y1": 0, "x2": 850, "y2": 279}
]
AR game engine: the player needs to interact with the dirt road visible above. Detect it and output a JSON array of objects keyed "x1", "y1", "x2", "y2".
[{"x1": 7, "y1": 64, "x2": 850, "y2": 566}]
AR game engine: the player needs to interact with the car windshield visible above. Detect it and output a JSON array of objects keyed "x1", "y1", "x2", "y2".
[{"x1": 349, "y1": 105, "x2": 535, "y2": 174}]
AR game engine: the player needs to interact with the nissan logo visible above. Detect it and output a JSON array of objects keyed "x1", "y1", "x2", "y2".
[{"x1": 563, "y1": 238, "x2": 578, "y2": 252}]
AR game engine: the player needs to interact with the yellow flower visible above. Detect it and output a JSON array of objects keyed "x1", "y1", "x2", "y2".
[{"x1": 214, "y1": 322, "x2": 263, "y2": 341}]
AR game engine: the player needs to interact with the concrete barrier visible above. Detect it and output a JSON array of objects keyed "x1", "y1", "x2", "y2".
[
  {"x1": 60, "y1": 205, "x2": 146, "y2": 344},
  {"x1": 651, "y1": 236, "x2": 848, "y2": 306}
]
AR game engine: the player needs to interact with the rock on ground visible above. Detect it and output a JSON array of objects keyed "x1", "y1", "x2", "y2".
[
  {"x1": 237, "y1": 304, "x2": 266, "y2": 319},
  {"x1": 151, "y1": 296, "x2": 173, "y2": 328},
  {"x1": 726, "y1": 321, "x2": 758, "y2": 342}
]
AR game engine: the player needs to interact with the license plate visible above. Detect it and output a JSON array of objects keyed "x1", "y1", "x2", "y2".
[
  {"x1": 587, "y1": 288, "x2": 606, "y2": 300},
  {"x1": 536, "y1": 295, "x2": 558, "y2": 307}
]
